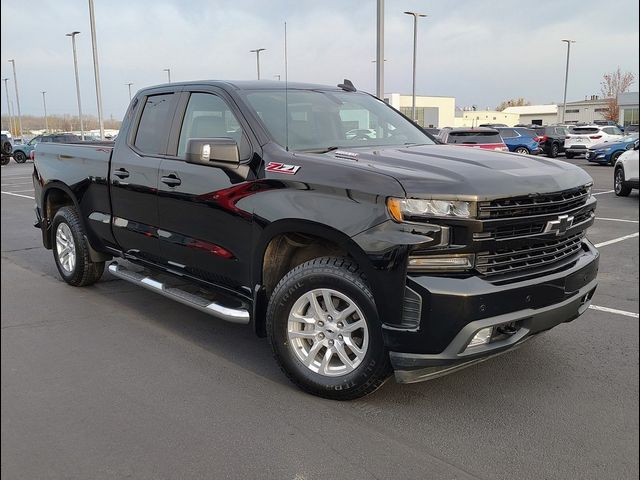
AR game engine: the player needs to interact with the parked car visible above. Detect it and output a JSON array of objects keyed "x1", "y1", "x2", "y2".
[
  {"x1": 1, "y1": 133, "x2": 12, "y2": 165},
  {"x1": 438, "y1": 127, "x2": 509, "y2": 151},
  {"x1": 532, "y1": 125, "x2": 569, "y2": 158},
  {"x1": 625, "y1": 124, "x2": 639, "y2": 134},
  {"x1": 614, "y1": 142, "x2": 639, "y2": 196},
  {"x1": 478, "y1": 123, "x2": 508, "y2": 128},
  {"x1": 33, "y1": 80, "x2": 598, "y2": 400},
  {"x1": 422, "y1": 127, "x2": 440, "y2": 137},
  {"x1": 12, "y1": 133, "x2": 81, "y2": 163},
  {"x1": 495, "y1": 127, "x2": 540, "y2": 154},
  {"x1": 564, "y1": 125, "x2": 624, "y2": 158},
  {"x1": 587, "y1": 135, "x2": 639, "y2": 166}
]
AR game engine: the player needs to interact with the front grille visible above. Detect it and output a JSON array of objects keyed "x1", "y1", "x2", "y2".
[
  {"x1": 476, "y1": 232, "x2": 585, "y2": 276},
  {"x1": 478, "y1": 186, "x2": 589, "y2": 219}
]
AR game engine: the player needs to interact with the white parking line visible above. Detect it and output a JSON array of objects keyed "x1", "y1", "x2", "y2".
[
  {"x1": 596, "y1": 217, "x2": 639, "y2": 224},
  {"x1": 1, "y1": 182, "x2": 33, "y2": 186},
  {"x1": 0, "y1": 175, "x2": 33, "y2": 180},
  {"x1": 592, "y1": 190, "x2": 615, "y2": 196},
  {"x1": 594, "y1": 232, "x2": 639, "y2": 248},
  {"x1": 589, "y1": 305, "x2": 639, "y2": 319},
  {"x1": 1, "y1": 191, "x2": 34, "y2": 199},
  {"x1": 8, "y1": 189, "x2": 35, "y2": 193}
]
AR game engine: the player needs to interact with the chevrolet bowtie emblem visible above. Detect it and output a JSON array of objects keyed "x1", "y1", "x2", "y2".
[{"x1": 544, "y1": 214, "x2": 574, "y2": 236}]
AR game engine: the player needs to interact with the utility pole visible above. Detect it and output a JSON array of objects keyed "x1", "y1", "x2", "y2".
[
  {"x1": 376, "y1": 0, "x2": 384, "y2": 100},
  {"x1": 163, "y1": 68, "x2": 171, "y2": 83},
  {"x1": 2, "y1": 78, "x2": 14, "y2": 136},
  {"x1": 126, "y1": 82, "x2": 133, "y2": 101},
  {"x1": 41, "y1": 91, "x2": 49, "y2": 132},
  {"x1": 404, "y1": 11, "x2": 427, "y2": 122},
  {"x1": 88, "y1": 0, "x2": 105, "y2": 139},
  {"x1": 8, "y1": 59, "x2": 23, "y2": 138},
  {"x1": 561, "y1": 39, "x2": 576, "y2": 124},
  {"x1": 66, "y1": 31, "x2": 85, "y2": 140},
  {"x1": 250, "y1": 48, "x2": 266, "y2": 80}
]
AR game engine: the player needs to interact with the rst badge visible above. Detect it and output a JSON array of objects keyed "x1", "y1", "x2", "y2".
[{"x1": 266, "y1": 162, "x2": 301, "y2": 175}]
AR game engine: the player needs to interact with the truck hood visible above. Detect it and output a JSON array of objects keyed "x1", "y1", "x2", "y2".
[{"x1": 331, "y1": 144, "x2": 592, "y2": 199}]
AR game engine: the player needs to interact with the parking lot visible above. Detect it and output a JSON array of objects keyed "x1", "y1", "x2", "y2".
[{"x1": 1, "y1": 157, "x2": 638, "y2": 479}]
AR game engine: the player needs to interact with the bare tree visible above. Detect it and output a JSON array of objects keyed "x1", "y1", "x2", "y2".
[
  {"x1": 600, "y1": 67, "x2": 636, "y2": 121},
  {"x1": 496, "y1": 98, "x2": 531, "y2": 111}
]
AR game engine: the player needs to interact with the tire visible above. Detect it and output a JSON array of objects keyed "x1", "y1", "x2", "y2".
[
  {"x1": 266, "y1": 257, "x2": 392, "y2": 400},
  {"x1": 565, "y1": 152, "x2": 575, "y2": 159},
  {"x1": 1, "y1": 156, "x2": 9, "y2": 166},
  {"x1": 13, "y1": 150, "x2": 27, "y2": 163},
  {"x1": 51, "y1": 206, "x2": 105, "y2": 286},
  {"x1": 614, "y1": 168, "x2": 631, "y2": 197},
  {"x1": 609, "y1": 150, "x2": 622, "y2": 166},
  {"x1": 515, "y1": 147, "x2": 529, "y2": 155},
  {"x1": 1, "y1": 140, "x2": 12, "y2": 155},
  {"x1": 548, "y1": 143, "x2": 559, "y2": 158}
]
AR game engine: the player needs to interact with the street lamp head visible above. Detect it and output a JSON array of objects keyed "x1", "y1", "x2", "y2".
[
  {"x1": 404, "y1": 11, "x2": 427, "y2": 17},
  {"x1": 250, "y1": 48, "x2": 266, "y2": 53},
  {"x1": 66, "y1": 31, "x2": 81, "y2": 37},
  {"x1": 561, "y1": 39, "x2": 576, "y2": 43}
]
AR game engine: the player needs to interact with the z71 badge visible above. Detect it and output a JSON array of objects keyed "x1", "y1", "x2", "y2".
[{"x1": 265, "y1": 162, "x2": 301, "y2": 175}]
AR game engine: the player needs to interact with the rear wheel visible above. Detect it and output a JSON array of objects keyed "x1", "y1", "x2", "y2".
[
  {"x1": 548, "y1": 143, "x2": 559, "y2": 158},
  {"x1": 614, "y1": 168, "x2": 631, "y2": 197},
  {"x1": 13, "y1": 151, "x2": 27, "y2": 163},
  {"x1": 565, "y1": 152, "x2": 575, "y2": 159},
  {"x1": 514, "y1": 147, "x2": 529, "y2": 155},
  {"x1": 266, "y1": 257, "x2": 391, "y2": 400},
  {"x1": 52, "y1": 206, "x2": 105, "y2": 286},
  {"x1": 1, "y1": 156, "x2": 9, "y2": 166}
]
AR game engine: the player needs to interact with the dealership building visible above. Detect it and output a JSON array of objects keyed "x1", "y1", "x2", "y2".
[{"x1": 618, "y1": 91, "x2": 639, "y2": 127}]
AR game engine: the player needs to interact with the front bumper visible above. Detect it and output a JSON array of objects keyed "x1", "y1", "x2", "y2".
[
  {"x1": 388, "y1": 240, "x2": 599, "y2": 383},
  {"x1": 587, "y1": 151, "x2": 609, "y2": 164}
]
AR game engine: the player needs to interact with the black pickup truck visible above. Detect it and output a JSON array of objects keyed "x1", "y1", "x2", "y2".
[{"x1": 33, "y1": 80, "x2": 599, "y2": 400}]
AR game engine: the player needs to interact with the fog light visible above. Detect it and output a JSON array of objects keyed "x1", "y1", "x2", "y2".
[
  {"x1": 407, "y1": 254, "x2": 474, "y2": 271},
  {"x1": 468, "y1": 327, "x2": 493, "y2": 348}
]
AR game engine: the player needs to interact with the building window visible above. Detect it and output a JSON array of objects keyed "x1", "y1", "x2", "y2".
[
  {"x1": 623, "y1": 107, "x2": 639, "y2": 126},
  {"x1": 400, "y1": 107, "x2": 425, "y2": 126},
  {"x1": 565, "y1": 109, "x2": 580, "y2": 113},
  {"x1": 594, "y1": 108, "x2": 608, "y2": 113}
]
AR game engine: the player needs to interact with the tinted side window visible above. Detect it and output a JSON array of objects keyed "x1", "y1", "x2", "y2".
[
  {"x1": 177, "y1": 93, "x2": 250, "y2": 159},
  {"x1": 499, "y1": 129, "x2": 517, "y2": 138},
  {"x1": 134, "y1": 93, "x2": 177, "y2": 155}
]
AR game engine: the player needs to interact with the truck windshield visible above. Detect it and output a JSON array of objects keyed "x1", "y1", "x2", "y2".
[{"x1": 244, "y1": 89, "x2": 434, "y2": 152}]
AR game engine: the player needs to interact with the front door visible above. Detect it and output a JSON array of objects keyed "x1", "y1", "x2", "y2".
[
  {"x1": 156, "y1": 90, "x2": 257, "y2": 294},
  {"x1": 111, "y1": 91, "x2": 179, "y2": 264}
]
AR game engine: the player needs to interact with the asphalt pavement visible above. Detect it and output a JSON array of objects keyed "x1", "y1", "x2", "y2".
[{"x1": 1, "y1": 156, "x2": 638, "y2": 480}]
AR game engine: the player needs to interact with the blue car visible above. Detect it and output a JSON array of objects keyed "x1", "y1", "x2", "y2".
[
  {"x1": 495, "y1": 127, "x2": 541, "y2": 155},
  {"x1": 587, "y1": 135, "x2": 639, "y2": 165}
]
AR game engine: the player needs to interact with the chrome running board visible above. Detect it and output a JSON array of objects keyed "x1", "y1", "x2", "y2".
[{"x1": 107, "y1": 262, "x2": 250, "y2": 324}]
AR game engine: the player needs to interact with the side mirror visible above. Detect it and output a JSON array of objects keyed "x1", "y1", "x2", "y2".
[
  {"x1": 635, "y1": 143, "x2": 639, "y2": 151},
  {"x1": 185, "y1": 138, "x2": 239, "y2": 166}
]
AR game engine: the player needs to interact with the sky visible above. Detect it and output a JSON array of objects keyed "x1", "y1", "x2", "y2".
[{"x1": 1, "y1": 0, "x2": 639, "y2": 119}]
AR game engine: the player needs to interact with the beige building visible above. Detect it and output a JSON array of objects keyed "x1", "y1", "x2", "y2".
[
  {"x1": 557, "y1": 96, "x2": 610, "y2": 124},
  {"x1": 618, "y1": 91, "x2": 639, "y2": 127},
  {"x1": 453, "y1": 109, "x2": 520, "y2": 128},
  {"x1": 502, "y1": 104, "x2": 558, "y2": 125},
  {"x1": 385, "y1": 94, "x2": 456, "y2": 128}
]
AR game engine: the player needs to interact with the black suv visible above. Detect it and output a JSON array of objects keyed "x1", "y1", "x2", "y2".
[{"x1": 533, "y1": 125, "x2": 570, "y2": 158}]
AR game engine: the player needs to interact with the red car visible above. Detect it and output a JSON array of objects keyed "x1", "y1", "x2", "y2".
[{"x1": 438, "y1": 127, "x2": 509, "y2": 152}]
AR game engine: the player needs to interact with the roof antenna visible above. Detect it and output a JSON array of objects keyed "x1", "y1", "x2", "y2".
[
  {"x1": 284, "y1": 21, "x2": 289, "y2": 152},
  {"x1": 338, "y1": 79, "x2": 357, "y2": 92}
]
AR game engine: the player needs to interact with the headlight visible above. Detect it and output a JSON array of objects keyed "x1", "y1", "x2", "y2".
[
  {"x1": 585, "y1": 183, "x2": 593, "y2": 198},
  {"x1": 387, "y1": 197, "x2": 476, "y2": 222}
]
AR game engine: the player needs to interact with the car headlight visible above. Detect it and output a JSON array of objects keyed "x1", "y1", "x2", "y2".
[
  {"x1": 586, "y1": 183, "x2": 593, "y2": 198},
  {"x1": 387, "y1": 198, "x2": 476, "y2": 222},
  {"x1": 407, "y1": 254, "x2": 475, "y2": 272}
]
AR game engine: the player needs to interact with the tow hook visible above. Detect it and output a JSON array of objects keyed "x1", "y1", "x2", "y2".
[{"x1": 497, "y1": 323, "x2": 518, "y2": 336}]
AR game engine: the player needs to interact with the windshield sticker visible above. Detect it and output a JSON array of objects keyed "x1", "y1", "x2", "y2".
[{"x1": 266, "y1": 162, "x2": 301, "y2": 175}]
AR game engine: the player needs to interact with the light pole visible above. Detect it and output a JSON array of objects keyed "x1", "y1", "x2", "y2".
[
  {"x1": 88, "y1": 0, "x2": 105, "y2": 140},
  {"x1": 404, "y1": 11, "x2": 427, "y2": 122},
  {"x1": 126, "y1": 82, "x2": 133, "y2": 101},
  {"x1": 41, "y1": 91, "x2": 49, "y2": 132},
  {"x1": 376, "y1": 0, "x2": 384, "y2": 100},
  {"x1": 561, "y1": 39, "x2": 576, "y2": 124},
  {"x1": 163, "y1": 68, "x2": 171, "y2": 83},
  {"x1": 66, "y1": 31, "x2": 85, "y2": 140},
  {"x1": 249, "y1": 48, "x2": 266, "y2": 80},
  {"x1": 2, "y1": 78, "x2": 14, "y2": 136},
  {"x1": 8, "y1": 59, "x2": 23, "y2": 138}
]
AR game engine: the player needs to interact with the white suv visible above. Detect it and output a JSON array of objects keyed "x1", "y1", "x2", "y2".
[
  {"x1": 614, "y1": 143, "x2": 639, "y2": 196},
  {"x1": 564, "y1": 125, "x2": 624, "y2": 158}
]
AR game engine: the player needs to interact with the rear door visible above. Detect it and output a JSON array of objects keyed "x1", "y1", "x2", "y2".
[
  {"x1": 156, "y1": 88, "x2": 257, "y2": 293},
  {"x1": 110, "y1": 90, "x2": 180, "y2": 263}
]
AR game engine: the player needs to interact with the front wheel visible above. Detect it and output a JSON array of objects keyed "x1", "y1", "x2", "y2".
[
  {"x1": 565, "y1": 152, "x2": 575, "y2": 159},
  {"x1": 548, "y1": 143, "x2": 559, "y2": 158},
  {"x1": 266, "y1": 257, "x2": 391, "y2": 400},
  {"x1": 614, "y1": 168, "x2": 631, "y2": 197},
  {"x1": 52, "y1": 206, "x2": 105, "y2": 286},
  {"x1": 13, "y1": 151, "x2": 27, "y2": 163},
  {"x1": 609, "y1": 150, "x2": 623, "y2": 166},
  {"x1": 1, "y1": 156, "x2": 9, "y2": 166}
]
